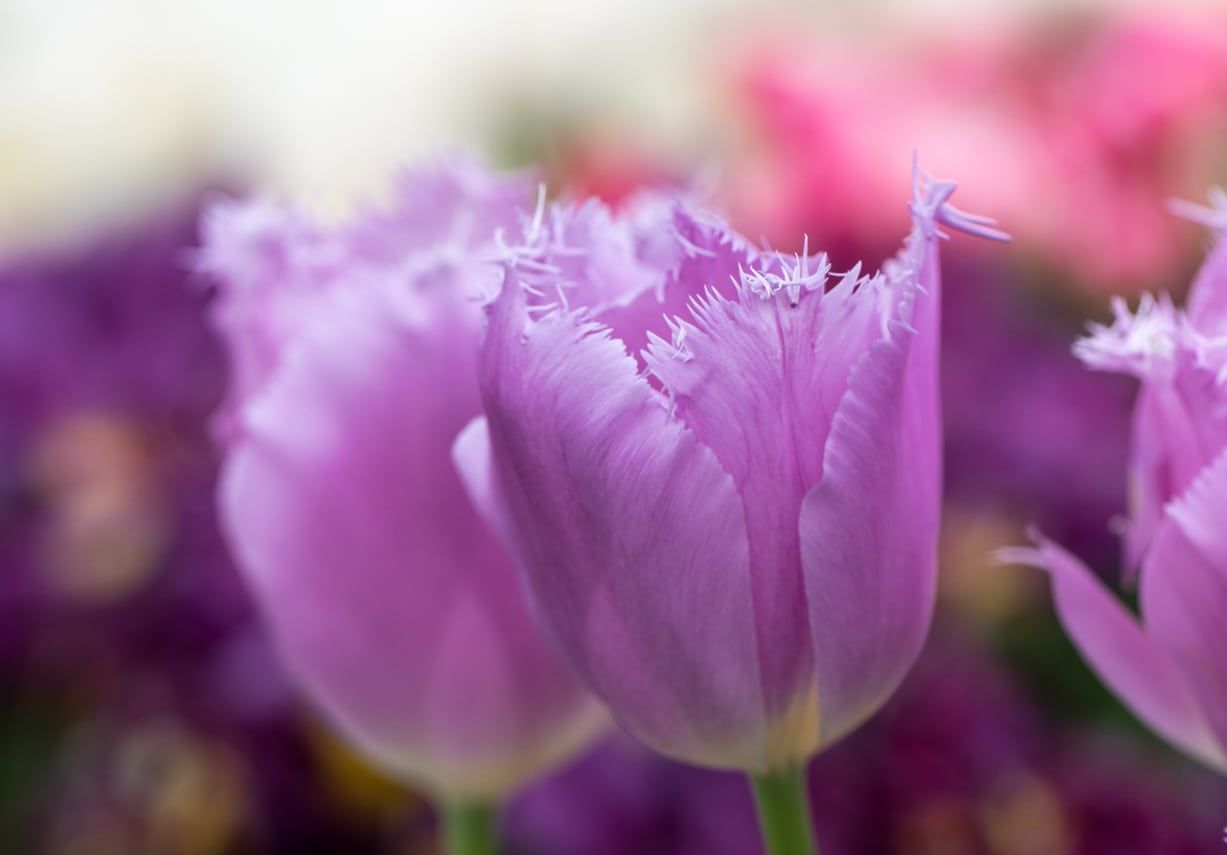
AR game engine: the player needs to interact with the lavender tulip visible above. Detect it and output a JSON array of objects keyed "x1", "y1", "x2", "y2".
[
  {"x1": 200, "y1": 161, "x2": 621, "y2": 816},
  {"x1": 462, "y1": 167, "x2": 1005, "y2": 851},
  {"x1": 1004, "y1": 194, "x2": 1227, "y2": 774}
]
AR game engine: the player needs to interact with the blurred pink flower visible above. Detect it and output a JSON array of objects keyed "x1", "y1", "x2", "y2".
[
  {"x1": 200, "y1": 160, "x2": 615, "y2": 801},
  {"x1": 726, "y1": 10, "x2": 1227, "y2": 290},
  {"x1": 1006, "y1": 196, "x2": 1227, "y2": 774},
  {"x1": 464, "y1": 169, "x2": 1005, "y2": 772}
]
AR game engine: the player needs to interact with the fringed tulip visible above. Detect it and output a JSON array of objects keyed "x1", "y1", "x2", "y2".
[
  {"x1": 199, "y1": 161, "x2": 647, "y2": 840},
  {"x1": 463, "y1": 167, "x2": 1006, "y2": 852},
  {"x1": 1004, "y1": 193, "x2": 1227, "y2": 774}
]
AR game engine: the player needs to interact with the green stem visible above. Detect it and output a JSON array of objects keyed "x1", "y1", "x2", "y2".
[
  {"x1": 442, "y1": 800, "x2": 497, "y2": 855},
  {"x1": 749, "y1": 767, "x2": 817, "y2": 855}
]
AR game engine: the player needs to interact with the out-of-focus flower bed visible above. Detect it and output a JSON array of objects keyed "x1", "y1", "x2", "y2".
[
  {"x1": 719, "y1": 9, "x2": 1227, "y2": 293},
  {"x1": 2, "y1": 5, "x2": 1227, "y2": 854},
  {"x1": 0, "y1": 206, "x2": 431, "y2": 852}
]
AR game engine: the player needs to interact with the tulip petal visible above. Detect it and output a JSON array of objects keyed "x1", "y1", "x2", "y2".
[
  {"x1": 222, "y1": 281, "x2": 600, "y2": 799},
  {"x1": 345, "y1": 156, "x2": 534, "y2": 264},
  {"x1": 451, "y1": 416, "x2": 510, "y2": 546},
  {"x1": 643, "y1": 256, "x2": 879, "y2": 758},
  {"x1": 1075, "y1": 292, "x2": 1227, "y2": 568},
  {"x1": 529, "y1": 199, "x2": 667, "y2": 318},
  {"x1": 1166, "y1": 446, "x2": 1227, "y2": 570},
  {"x1": 595, "y1": 202, "x2": 759, "y2": 363},
  {"x1": 198, "y1": 198, "x2": 345, "y2": 428},
  {"x1": 1024, "y1": 537, "x2": 1225, "y2": 770},
  {"x1": 202, "y1": 160, "x2": 535, "y2": 430},
  {"x1": 1189, "y1": 238, "x2": 1227, "y2": 334},
  {"x1": 479, "y1": 272, "x2": 769, "y2": 770},
  {"x1": 1177, "y1": 188, "x2": 1227, "y2": 333},
  {"x1": 797, "y1": 233, "x2": 940, "y2": 748},
  {"x1": 1123, "y1": 381, "x2": 1204, "y2": 569},
  {"x1": 1141, "y1": 448, "x2": 1227, "y2": 767}
]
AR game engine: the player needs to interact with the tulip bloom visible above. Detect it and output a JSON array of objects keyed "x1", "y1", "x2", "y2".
[
  {"x1": 462, "y1": 167, "x2": 1005, "y2": 850},
  {"x1": 200, "y1": 161, "x2": 621, "y2": 817},
  {"x1": 1004, "y1": 194, "x2": 1227, "y2": 773}
]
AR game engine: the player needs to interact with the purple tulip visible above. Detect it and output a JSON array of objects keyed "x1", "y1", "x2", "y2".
[
  {"x1": 462, "y1": 167, "x2": 1007, "y2": 777},
  {"x1": 1004, "y1": 193, "x2": 1227, "y2": 774},
  {"x1": 200, "y1": 160, "x2": 624, "y2": 803}
]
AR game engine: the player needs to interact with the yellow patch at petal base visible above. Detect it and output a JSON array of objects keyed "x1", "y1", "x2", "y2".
[
  {"x1": 760, "y1": 682, "x2": 822, "y2": 773},
  {"x1": 692, "y1": 681, "x2": 823, "y2": 773},
  {"x1": 372, "y1": 699, "x2": 610, "y2": 804}
]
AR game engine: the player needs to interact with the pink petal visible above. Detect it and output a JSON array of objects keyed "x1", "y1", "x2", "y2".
[
  {"x1": 479, "y1": 272, "x2": 770, "y2": 770},
  {"x1": 451, "y1": 416, "x2": 512, "y2": 548},
  {"x1": 1123, "y1": 379, "x2": 1208, "y2": 568},
  {"x1": 202, "y1": 159, "x2": 535, "y2": 430},
  {"x1": 222, "y1": 280, "x2": 601, "y2": 798},
  {"x1": 797, "y1": 225, "x2": 941, "y2": 747},
  {"x1": 199, "y1": 198, "x2": 345, "y2": 428},
  {"x1": 344, "y1": 156, "x2": 534, "y2": 264},
  {"x1": 1173, "y1": 189, "x2": 1227, "y2": 334},
  {"x1": 1127, "y1": 366, "x2": 1227, "y2": 568},
  {"x1": 603, "y1": 202, "x2": 760, "y2": 362},
  {"x1": 1141, "y1": 448, "x2": 1227, "y2": 766},
  {"x1": 1074, "y1": 292, "x2": 1227, "y2": 568},
  {"x1": 1026, "y1": 537, "x2": 1225, "y2": 770},
  {"x1": 1188, "y1": 236, "x2": 1227, "y2": 334},
  {"x1": 644, "y1": 256, "x2": 880, "y2": 742},
  {"x1": 1166, "y1": 447, "x2": 1227, "y2": 570}
]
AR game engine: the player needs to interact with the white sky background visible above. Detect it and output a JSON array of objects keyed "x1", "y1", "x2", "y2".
[{"x1": 0, "y1": 0, "x2": 1217, "y2": 252}]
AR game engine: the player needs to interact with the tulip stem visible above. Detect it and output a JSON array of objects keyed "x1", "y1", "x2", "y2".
[
  {"x1": 442, "y1": 800, "x2": 497, "y2": 855},
  {"x1": 750, "y1": 767, "x2": 817, "y2": 855}
]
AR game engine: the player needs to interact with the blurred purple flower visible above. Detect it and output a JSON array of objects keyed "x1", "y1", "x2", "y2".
[
  {"x1": 1007, "y1": 196, "x2": 1227, "y2": 774},
  {"x1": 466, "y1": 168, "x2": 1006, "y2": 772},
  {"x1": 202, "y1": 159, "x2": 752, "y2": 800}
]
